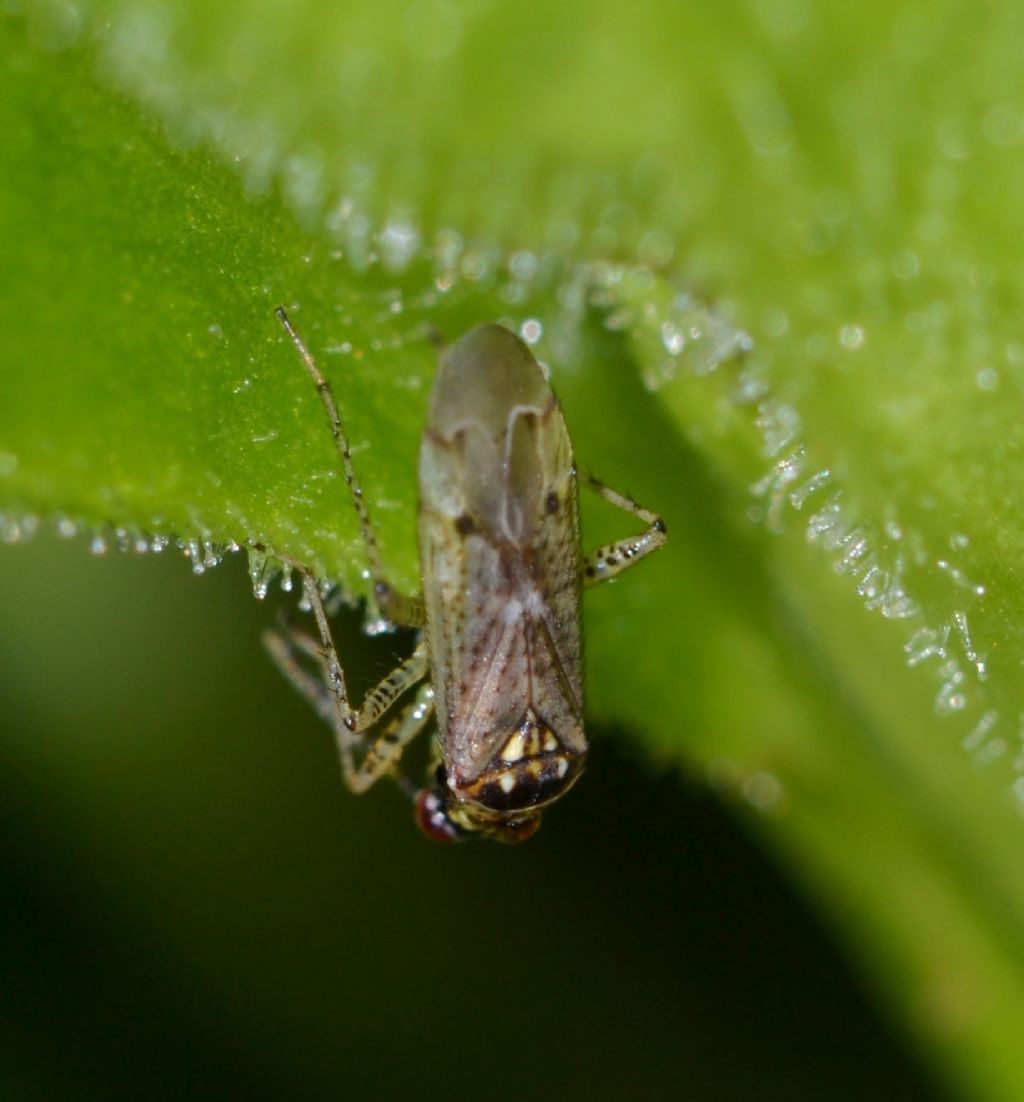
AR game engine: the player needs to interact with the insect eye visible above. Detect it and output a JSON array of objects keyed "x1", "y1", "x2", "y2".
[
  {"x1": 414, "y1": 789, "x2": 464, "y2": 843},
  {"x1": 491, "y1": 815, "x2": 542, "y2": 845}
]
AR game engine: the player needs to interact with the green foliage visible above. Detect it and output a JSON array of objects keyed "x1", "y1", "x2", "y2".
[{"x1": 4, "y1": 2, "x2": 1024, "y2": 1095}]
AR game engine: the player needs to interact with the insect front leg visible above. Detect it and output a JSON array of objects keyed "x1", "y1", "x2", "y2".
[
  {"x1": 581, "y1": 474, "x2": 668, "y2": 586},
  {"x1": 302, "y1": 573, "x2": 432, "y2": 792}
]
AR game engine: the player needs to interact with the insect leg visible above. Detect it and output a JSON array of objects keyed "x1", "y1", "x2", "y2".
[
  {"x1": 302, "y1": 573, "x2": 431, "y2": 791},
  {"x1": 350, "y1": 642, "x2": 430, "y2": 733},
  {"x1": 346, "y1": 683, "x2": 435, "y2": 793},
  {"x1": 581, "y1": 475, "x2": 668, "y2": 587},
  {"x1": 262, "y1": 621, "x2": 336, "y2": 726},
  {"x1": 264, "y1": 604, "x2": 431, "y2": 789},
  {"x1": 264, "y1": 597, "x2": 415, "y2": 726},
  {"x1": 275, "y1": 306, "x2": 418, "y2": 627}
]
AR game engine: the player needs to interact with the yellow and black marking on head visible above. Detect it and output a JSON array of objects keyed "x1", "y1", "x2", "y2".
[{"x1": 460, "y1": 709, "x2": 585, "y2": 815}]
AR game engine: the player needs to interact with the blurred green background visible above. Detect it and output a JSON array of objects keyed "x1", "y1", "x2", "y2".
[{"x1": 6, "y1": 0, "x2": 1024, "y2": 1097}]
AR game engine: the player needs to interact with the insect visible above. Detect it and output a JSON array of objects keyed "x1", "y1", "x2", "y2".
[{"x1": 265, "y1": 308, "x2": 666, "y2": 842}]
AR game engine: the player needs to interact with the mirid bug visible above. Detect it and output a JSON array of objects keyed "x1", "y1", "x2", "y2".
[{"x1": 265, "y1": 310, "x2": 666, "y2": 842}]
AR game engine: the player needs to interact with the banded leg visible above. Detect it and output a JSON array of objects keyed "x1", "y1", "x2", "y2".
[
  {"x1": 273, "y1": 309, "x2": 432, "y2": 792},
  {"x1": 346, "y1": 683, "x2": 435, "y2": 793},
  {"x1": 581, "y1": 475, "x2": 668, "y2": 586},
  {"x1": 266, "y1": 575, "x2": 431, "y2": 788},
  {"x1": 268, "y1": 612, "x2": 433, "y2": 788},
  {"x1": 265, "y1": 601, "x2": 429, "y2": 733},
  {"x1": 302, "y1": 574, "x2": 431, "y2": 791}
]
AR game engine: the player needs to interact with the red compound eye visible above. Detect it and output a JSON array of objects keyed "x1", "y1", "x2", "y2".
[
  {"x1": 491, "y1": 815, "x2": 542, "y2": 844},
  {"x1": 414, "y1": 789, "x2": 463, "y2": 843}
]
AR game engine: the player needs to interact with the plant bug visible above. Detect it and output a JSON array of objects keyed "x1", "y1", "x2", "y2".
[{"x1": 265, "y1": 309, "x2": 666, "y2": 842}]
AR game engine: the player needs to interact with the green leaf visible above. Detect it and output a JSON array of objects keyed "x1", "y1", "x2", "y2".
[{"x1": 4, "y1": 2, "x2": 1024, "y2": 1096}]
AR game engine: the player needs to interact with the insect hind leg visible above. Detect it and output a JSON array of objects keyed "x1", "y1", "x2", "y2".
[
  {"x1": 581, "y1": 474, "x2": 667, "y2": 586},
  {"x1": 301, "y1": 573, "x2": 432, "y2": 793}
]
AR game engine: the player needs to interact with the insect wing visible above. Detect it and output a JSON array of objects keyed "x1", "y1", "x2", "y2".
[{"x1": 418, "y1": 325, "x2": 585, "y2": 802}]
